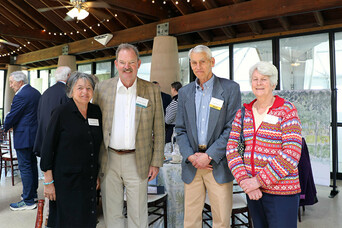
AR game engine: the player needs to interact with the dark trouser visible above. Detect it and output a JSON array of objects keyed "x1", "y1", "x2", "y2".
[
  {"x1": 16, "y1": 148, "x2": 38, "y2": 204},
  {"x1": 165, "y1": 124, "x2": 175, "y2": 143},
  {"x1": 247, "y1": 192, "x2": 300, "y2": 228}
]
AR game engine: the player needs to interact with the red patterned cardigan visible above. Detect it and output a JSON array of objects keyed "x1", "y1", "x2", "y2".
[{"x1": 226, "y1": 95, "x2": 302, "y2": 195}]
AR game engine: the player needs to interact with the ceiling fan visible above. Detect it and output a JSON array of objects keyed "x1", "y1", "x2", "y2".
[
  {"x1": 38, "y1": 0, "x2": 111, "y2": 21},
  {"x1": 0, "y1": 39, "x2": 19, "y2": 48}
]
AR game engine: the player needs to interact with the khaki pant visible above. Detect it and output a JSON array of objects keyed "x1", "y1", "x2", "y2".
[
  {"x1": 101, "y1": 151, "x2": 148, "y2": 228},
  {"x1": 184, "y1": 169, "x2": 233, "y2": 228}
]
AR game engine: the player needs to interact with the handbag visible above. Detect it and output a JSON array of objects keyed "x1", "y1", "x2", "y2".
[{"x1": 237, "y1": 107, "x2": 245, "y2": 159}]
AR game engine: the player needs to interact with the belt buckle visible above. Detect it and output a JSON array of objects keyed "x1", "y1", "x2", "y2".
[{"x1": 198, "y1": 144, "x2": 207, "y2": 153}]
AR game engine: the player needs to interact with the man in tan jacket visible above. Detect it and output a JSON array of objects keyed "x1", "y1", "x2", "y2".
[{"x1": 93, "y1": 43, "x2": 165, "y2": 228}]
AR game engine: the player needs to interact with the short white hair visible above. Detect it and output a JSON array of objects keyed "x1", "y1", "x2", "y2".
[
  {"x1": 188, "y1": 45, "x2": 212, "y2": 59},
  {"x1": 10, "y1": 71, "x2": 28, "y2": 84},
  {"x1": 55, "y1": 66, "x2": 71, "y2": 81},
  {"x1": 249, "y1": 61, "x2": 278, "y2": 87}
]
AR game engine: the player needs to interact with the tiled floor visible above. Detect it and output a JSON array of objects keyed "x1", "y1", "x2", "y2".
[{"x1": 0, "y1": 173, "x2": 341, "y2": 227}]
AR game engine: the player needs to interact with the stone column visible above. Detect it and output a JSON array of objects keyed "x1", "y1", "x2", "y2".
[
  {"x1": 4, "y1": 65, "x2": 22, "y2": 116},
  {"x1": 57, "y1": 55, "x2": 76, "y2": 72},
  {"x1": 150, "y1": 36, "x2": 180, "y2": 94}
]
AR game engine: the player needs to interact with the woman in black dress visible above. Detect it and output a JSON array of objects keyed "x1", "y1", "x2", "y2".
[{"x1": 40, "y1": 72, "x2": 103, "y2": 228}]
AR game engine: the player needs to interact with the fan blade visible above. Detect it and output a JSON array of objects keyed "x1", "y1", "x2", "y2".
[
  {"x1": 0, "y1": 39, "x2": 19, "y2": 48},
  {"x1": 38, "y1": 5, "x2": 73, "y2": 12},
  {"x1": 64, "y1": 15, "x2": 74, "y2": 21},
  {"x1": 88, "y1": 8, "x2": 111, "y2": 19},
  {"x1": 84, "y1": 1, "x2": 111, "y2": 8}
]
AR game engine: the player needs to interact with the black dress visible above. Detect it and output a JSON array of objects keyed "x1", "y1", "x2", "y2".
[{"x1": 40, "y1": 99, "x2": 103, "y2": 228}]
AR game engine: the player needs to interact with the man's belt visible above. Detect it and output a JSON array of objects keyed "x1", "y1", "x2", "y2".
[
  {"x1": 109, "y1": 147, "x2": 135, "y2": 155},
  {"x1": 198, "y1": 144, "x2": 207, "y2": 153}
]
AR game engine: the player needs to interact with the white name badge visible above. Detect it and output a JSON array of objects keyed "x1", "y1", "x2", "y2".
[
  {"x1": 264, "y1": 114, "x2": 279, "y2": 124},
  {"x1": 88, "y1": 118, "x2": 99, "y2": 126},
  {"x1": 209, "y1": 97, "x2": 224, "y2": 110},
  {"x1": 136, "y1": 96, "x2": 149, "y2": 108}
]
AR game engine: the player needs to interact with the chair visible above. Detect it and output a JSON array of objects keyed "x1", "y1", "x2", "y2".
[
  {"x1": 202, "y1": 184, "x2": 253, "y2": 228},
  {"x1": 0, "y1": 130, "x2": 18, "y2": 186},
  {"x1": 123, "y1": 191, "x2": 168, "y2": 227}
]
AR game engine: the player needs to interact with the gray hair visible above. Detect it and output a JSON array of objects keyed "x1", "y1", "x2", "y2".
[
  {"x1": 10, "y1": 71, "x2": 28, "y2": 84},
  {"x1": 55, "y1": 66, "x2": 71, "y2": 81},
  {"x1": 249, "y1": 61, "x2": 278, "y2": 87},
  {"x1": 188, "y1": 45, "x2": 212, "y2": 59},
  {"x1": 66, "y1": 71, "x2": 96, "y2": 98},
  {"x1": 116, "y1": 43, "x2": 139, "y2": 60}
]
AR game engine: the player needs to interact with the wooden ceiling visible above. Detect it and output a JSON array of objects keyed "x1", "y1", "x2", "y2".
[{"x1": 1, "y1": 0, "x2": 342, "y2": 69}]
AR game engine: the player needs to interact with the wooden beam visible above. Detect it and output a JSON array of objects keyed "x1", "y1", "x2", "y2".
[
  {"x1": 278, "y1": 17, "x2": 290, "y2": 30},
  {"x1": 16, "y1": 0, "x2": 342, "y2": 64},
  {"x1": 102, "y1": 0, "x2": 168, "y2": 20},
  {"x1": 314, "y1": 11, "x2": 325, "y2": 26},
  {"x1": 0, "y1": 25, "x2": 69, "y2": 43},
  {"x1": 248, "y1": 22, "x2": 263, "y2": 34}
]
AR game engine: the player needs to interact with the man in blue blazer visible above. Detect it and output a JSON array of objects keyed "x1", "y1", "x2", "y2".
[
  {"x1": 176, "y1": 45, "x2": 241, "y2": 227},
  {"x1": 4, "y1": 71, "x2": 41, "y2": 211},
  {"x1": 33, "y1": 66, "x2": 70, "y2": 157}
]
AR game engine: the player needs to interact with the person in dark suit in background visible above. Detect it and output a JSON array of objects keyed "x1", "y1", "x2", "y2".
[
  {"x1": 4, "y1": 71, "x2": 41, "y2": 210},
  {"x1": 34, "y1": 66, "x2": 71, "y2": 157},
  {"x1": 152, "y1": 81, "x2": 172, "y2": 143}
]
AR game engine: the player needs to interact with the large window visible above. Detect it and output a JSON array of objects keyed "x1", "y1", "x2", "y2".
[
  {"x1": 178, "y1": 51, "x2": 190, "y2": 86},
  {"x1": 212, "y1": 46, "x2": 229, "y2": 80},
  {"x1": 29, "y1": 70, "x2": 41, "y2": 92},
  {"x1": 280, "y1": 34, "x2": 330, "y2": 90},
  {"x1": 96, "y1": 61, "x2": 112, "y2": 82},
  {"x1": 334, "y1": 32, "x2": 342, "y2": 172},
  {"x1": 139, "y1": 55, "x2": 152, "y2": 81},
  {"x1": 50, "y1": 68, "x2": 56, "y2": 86},
  {"x1": 233, "y1": 40, "x2": 273, "y2": 91},
  {"x1": 78, "y1": 64, "x2": 92, "y2": 74},
  {"x1": 0, "y1": 70, "x2": 4, "y2": 122},
  {"x1": 40, "y1": 70, "x2": 49, "y2": 93}
]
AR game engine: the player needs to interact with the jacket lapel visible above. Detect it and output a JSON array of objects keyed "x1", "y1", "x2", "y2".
[
  {"x1": 135, "y1": 78, "x2": 145, "y2": 135},
  {"x1": 206, "y1": 76, "x2": 224, "y2": 143},
  {"x1": 105, "y1": 78, "x2": 118, "y2": 135},
  {"x1": 185, "y1": 83, "x2": 198, "y2": 146}
]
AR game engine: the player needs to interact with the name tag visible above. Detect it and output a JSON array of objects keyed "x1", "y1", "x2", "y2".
[
  {"x1": 88, "y1": 118, "x2": 99, "y2": 126},
  {"x1": 209, "y1": 97, "x2": 224, "y2": 110},
  {"x1": 136, "y1": 96, "x2": 149, "y2": 108},
  {"x1": 264, "y1": 114, "x2": 279, "y2": 124}
]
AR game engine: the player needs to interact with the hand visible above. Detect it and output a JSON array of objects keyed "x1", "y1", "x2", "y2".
[
  {"x1": 240, "y1": 177, "x2": 261, "y2": 194},
  {"x1": 44, "y1": 184, "x2": 56, "y2": 201},
  {"x1": 247, "y1": 188, "x2": 263, "y2": 200},
  {"x1": 96, "y1": 177, "x2": 101, "y2": 190},
  {"x1": 148, "y1": 166, "x2": 159, "y2": 181},
  {"x1": 192, "y1": 153, "x2": 213, "y2": 170}
]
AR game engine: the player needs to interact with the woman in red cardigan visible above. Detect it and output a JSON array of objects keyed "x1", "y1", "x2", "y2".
[{"x1": 226, "y1": 61, "x2": 302, "y2": 228}]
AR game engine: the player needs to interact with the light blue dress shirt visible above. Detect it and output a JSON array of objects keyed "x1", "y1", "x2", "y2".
[{"x1": 195, "y1": 76, "x2": 214, "y2": 146}]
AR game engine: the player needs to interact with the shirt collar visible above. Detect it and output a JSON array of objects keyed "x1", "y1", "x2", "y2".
[
  {"x1": 117, "y1": 77, "x2": 137, "y2": 93},
  {"x1": 195, "y1": 75, "x2": 214, "y2": 91},
  {"x1": 15, "y1": 84, "x2": 27, "y2": 95},
  {"x1": 57, "y1": 80, "x2": 66, "y2": 84}
]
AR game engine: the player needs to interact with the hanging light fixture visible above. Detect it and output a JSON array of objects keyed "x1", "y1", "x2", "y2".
[{"x1": 67, "y1": 7, "x2": 89, "y2": 20}]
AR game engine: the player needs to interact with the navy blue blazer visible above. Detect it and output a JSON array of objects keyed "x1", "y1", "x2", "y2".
[
  {"x1": 175, "y1": 75, "x2": 241, "y2": 184},
  {"x1": 33, "y1": 81, "x2": 69, "y2": 156},
  {"x1": 4, "y1": 84, "x2": 41, "y2": 150}
]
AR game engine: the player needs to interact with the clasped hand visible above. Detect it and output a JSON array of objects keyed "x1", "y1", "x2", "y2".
[
  {"x1": 240, "y1": 177, "x2": 263, "y2": 200},
  {"x1": 188, "y1": 153, "x2": 212, "y2": 170}
]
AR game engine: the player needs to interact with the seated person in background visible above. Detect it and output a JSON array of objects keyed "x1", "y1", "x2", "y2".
[
  {"x1": 165, "y1": 81, "x2": 182, "y2": 142},
  {"x1": 40, "y1": 72, "x2": 103, "y2": 228}
]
